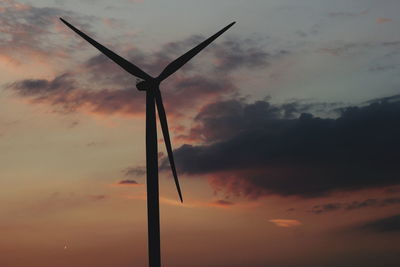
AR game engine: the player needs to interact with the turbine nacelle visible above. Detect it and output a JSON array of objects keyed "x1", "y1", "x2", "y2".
[{"x1": 136, "y1": 78, "x2": 159, "y2": 91}]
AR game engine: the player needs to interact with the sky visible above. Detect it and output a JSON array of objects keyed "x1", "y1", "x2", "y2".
[{"x1": 0, "y1": 0, "x2": 400, "y2": 266}]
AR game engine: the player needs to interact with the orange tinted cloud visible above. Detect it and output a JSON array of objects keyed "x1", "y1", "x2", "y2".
[
  {"x1": 269, "y1": 219, "x2": 302, "y2": 228},
  {"x1": 0, "y1": 54, "x2": 20, "y2": 68}
]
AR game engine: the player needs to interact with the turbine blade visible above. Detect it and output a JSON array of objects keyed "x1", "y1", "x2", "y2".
[
  {"x1": 157, "y1": 22, "x2": 236, "y2": 81},
  {"x1": 154, "y1": 88, "x2": 183, "y2": 202},
  {"x1": 60, "y1": 18, "x2": 152, "y2": 81}
]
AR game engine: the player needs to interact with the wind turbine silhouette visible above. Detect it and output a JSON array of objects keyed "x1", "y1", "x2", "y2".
[{"x1": 60, "y1": 18, "x2": 235, "y2": 267}]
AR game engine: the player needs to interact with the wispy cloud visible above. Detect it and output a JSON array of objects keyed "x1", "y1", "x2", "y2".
[
  {"x1": 123, "y1": 166, "x2": 146, "y2": 178},
  {"x1": 24, "y1": 192, "x2": 108, "y2": 216},
  {"x1": 328, "y1": 9, "x2": 368, "y2": 18}
]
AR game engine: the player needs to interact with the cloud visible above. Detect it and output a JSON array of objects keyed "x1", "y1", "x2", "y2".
[
  {"x1": 310, "y1": 198, "x2": 400, "y2": 214},
  {"x1": 112, "y1": 179, "x2": 142, "y2": 187},
  {"x1": 180, "y1": 99, "x2": 340, "y2": 143},
  {"x1": 358, "y1": 214, "x2": 400, "y2": 233},
  {"x1": 119, "y1": 179, "x2": 139, "y2": 185},
  {"x1": 171, "y1": 96, "x2": 400, "y2": 198},
  {"x1": 376, "y1": 18, "x2": 392, "y2": 24},
  {"x1": 269, "y1": 219, "x2": 302, "y2": 228}
]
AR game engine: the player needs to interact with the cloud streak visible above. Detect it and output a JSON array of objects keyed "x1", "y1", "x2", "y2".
[{"x1": 310, "y1": 197, "x2": 400, "y2": 214}]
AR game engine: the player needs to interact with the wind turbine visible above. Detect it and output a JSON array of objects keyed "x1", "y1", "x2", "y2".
[{"x1": 60, "y1": 17, "x2": 235, "y2": 267}]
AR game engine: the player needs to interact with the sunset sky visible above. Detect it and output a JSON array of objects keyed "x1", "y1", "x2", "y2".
[{"x1": 1, "y1": 0, "x2": 400, "y2": 266}]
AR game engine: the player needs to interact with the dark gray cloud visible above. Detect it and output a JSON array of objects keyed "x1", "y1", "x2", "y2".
[
  {"x1": 171, "y1": 96, "x2": 400, "y2": 198},
  {"x1": 10, "y1": 73, "x2": 75, "y2": 96},
  {"x1": 310, "y1": 198, "x2": 400, "y2": 214},
  {"x1": 184, "y1": 98, "x2": 341, "y2": 143},
  {"x1": 310, "y1": 203, "x2": 342, "y2": 214},
  {"x1": 359, "y1": 214, "x2": 400, "y2": 233},
  {"x1": 8, "y1": 73, "x2": 146, "y2": 115}
]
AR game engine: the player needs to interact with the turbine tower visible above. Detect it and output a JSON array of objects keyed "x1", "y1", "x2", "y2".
[{"x1": 60, "y1": 18, "x2": 235, "y2": 267}]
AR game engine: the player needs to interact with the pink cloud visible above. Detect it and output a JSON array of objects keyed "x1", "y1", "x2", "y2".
[
  {"x1": 103, "y1": 18, "x2": 122, "y2": 29},
  {"x1": 376, "y1": 18, "x2": 392, "y2": 24}
]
